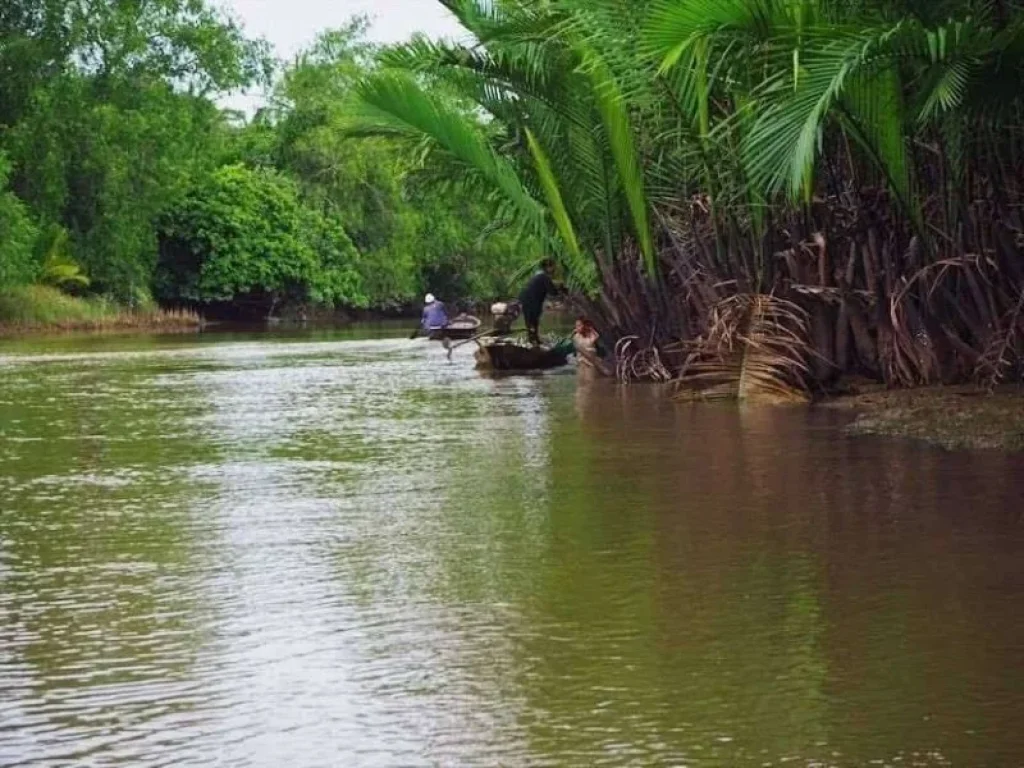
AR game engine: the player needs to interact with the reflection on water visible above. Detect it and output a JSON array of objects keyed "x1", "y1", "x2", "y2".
[{"x1": 1, "y1": 331, "x2": 1023, "y2": 767}]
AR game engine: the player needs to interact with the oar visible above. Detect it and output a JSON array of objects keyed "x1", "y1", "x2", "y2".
[{"x1": 443, "y1": 329, "x2": 497, "y2": 360}]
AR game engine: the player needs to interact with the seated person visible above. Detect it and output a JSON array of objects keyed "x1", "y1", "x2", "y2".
[{"x1": 420, "y1": 293, "x2": 448, "y2": 332}]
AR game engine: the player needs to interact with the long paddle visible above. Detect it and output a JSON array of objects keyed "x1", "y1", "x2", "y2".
[{"x1": 443, "y1": 329, "x2": 497, "y2": 360}]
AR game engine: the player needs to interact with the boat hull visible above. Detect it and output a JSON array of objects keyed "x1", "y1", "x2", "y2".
[
  {"x1": 428, "y1": 326, "x2": 477, "y2": 341},
  {"x1": 426, "y1": 314, "x2": 482, "y2": 341},
  {"x1": 474, "y1": 342, "x2": 569, "y2": 372}
]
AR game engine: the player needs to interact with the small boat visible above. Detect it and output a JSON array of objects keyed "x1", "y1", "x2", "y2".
[
  {"x1": 474, "y1": 339, "x2": 573, "y2": 372},
  {"x1": 427, "y1": 314, "x2": 482, "y2": 341}
]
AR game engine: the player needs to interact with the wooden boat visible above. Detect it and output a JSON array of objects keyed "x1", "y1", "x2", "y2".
[
  {"x1": 474, "y1": 339, "x2": 572, "y2": 371},
  {"x1": 427, "y1": 314, "x2": 482, "y2": 341}
]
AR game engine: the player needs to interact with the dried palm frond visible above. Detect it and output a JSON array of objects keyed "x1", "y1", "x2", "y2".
[
  {"x1": 674, "y1": 294, "x2": 814, "y2": 404},
  {"x1": 882, "y1": 286, "x2": 939, "y2": 387},
  {"x1": 614, "y1": 336, "x2": 673, "y2": 382},
  {"x1": 975, "y1": 287, "x2": 1024, "y2": 392}
]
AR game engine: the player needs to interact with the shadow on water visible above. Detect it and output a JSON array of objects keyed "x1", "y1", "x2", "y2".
[{"x1": 1, "y1": 330, "x2": 1023, "y2": 767}]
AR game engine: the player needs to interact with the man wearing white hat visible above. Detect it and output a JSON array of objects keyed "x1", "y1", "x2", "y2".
[{"x1": 414, "y1": 293, "x2": 449, "y2": 338}]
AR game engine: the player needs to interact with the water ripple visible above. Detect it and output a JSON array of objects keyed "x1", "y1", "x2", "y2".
[{"x1": 1, "y1": 334, "x2": 1023, "y2": 766}]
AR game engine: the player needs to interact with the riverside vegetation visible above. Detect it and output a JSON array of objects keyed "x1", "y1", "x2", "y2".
[
  {"x1": 0, "y1": 8, "x2": 541, "y2": 331},
  {"x1": 347, "y1": 0, "x2": 1024, "y2": 404}
]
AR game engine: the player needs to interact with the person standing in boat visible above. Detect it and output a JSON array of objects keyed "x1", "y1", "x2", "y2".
[
  {"x1": 518, "y1": 258, "x2": 563, "y2": 346},
  {"x1": 415, "y1": 293, "x2": 448, "y2": 338}
]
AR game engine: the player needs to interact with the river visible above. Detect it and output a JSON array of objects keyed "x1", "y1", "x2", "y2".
[{"x1": 1, "y1": 329, "x2": 1023, "y2": 767}]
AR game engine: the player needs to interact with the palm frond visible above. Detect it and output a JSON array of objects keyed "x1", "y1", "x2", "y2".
[
  {"x1": 525, "y1": 127, "x2": 597, "y2": 289},
  {"x1": 975, "y1": 286, "x2": 1024, "y2": 391},
  {"x1": 676, "y1": 294, "x2": 814, "y2": 403},
  {"x1": 579, "y1": 48, "x2": 656, "y2": 273},
  {"x1": 349, "y1": 70, "x2": 546, "y2": 231}
]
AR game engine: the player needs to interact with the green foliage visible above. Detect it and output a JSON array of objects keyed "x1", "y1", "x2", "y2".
[
  {"x1": 156, "y1": 165, "x2": 365, "y2": 307},
  {"x1": 0, "y1": 0, "x2": 270, "y2": 123},
  {"x1": 6, "y1": 76, "x2": 240, "y2": 300},
  {"x1": 349, "y1": 0, "x2": 1024, "y2": 258},
  {"x1": 0, "y1": 5, "x2": 538, "y2": 316},
  {"x1": 0, "y1": 154, "x2": 39, "y2": 289},
  {"x1": 264, "y1": 23, "x2": 543, "y2": 305},
  {"x1": 347, "y1": 2, "x2": 654, "y2": 292},
  {"x1": 38, "y1": 231, "x2": 90, "y2": 291},
  {"x1": 0, "y1": 0, "x2": 270, "y2": 301}
]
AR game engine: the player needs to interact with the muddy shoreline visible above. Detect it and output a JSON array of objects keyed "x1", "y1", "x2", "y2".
[{"x1": 821, "y1": 382, "x2": 1024, "y2": 452}]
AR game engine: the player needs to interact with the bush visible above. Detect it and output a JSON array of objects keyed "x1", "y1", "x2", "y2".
[{"x1": 156, "y1": 164, "x2": 366, "y2": 308}]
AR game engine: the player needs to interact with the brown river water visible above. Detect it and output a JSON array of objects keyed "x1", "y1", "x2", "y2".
[{"x1": 1, "y1": 328, "x2": 1023, "y2": 767}]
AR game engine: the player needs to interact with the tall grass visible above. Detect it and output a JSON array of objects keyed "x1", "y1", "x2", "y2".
[{"x1": 0, "y1": 285, "x2": 200, "y2": 333}]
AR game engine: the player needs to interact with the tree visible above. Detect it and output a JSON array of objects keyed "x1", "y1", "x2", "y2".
[
  {"x1": 256, "y1": 22, "x2": 543, "y2": 307},
  {"x1": 155, "y1": 164, "x2": 365, "y2": 311},
  {"x1": 0, "y1": 153, "x2": 39, "y2": 289},
  {"x1": 0, "y1": 0, "x2": 271, "y2": 300}
]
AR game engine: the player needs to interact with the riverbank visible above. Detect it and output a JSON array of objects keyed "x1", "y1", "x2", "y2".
[
  {"x1": 823, "y1": 382, "x2": 1024, "y2": 451},
  {"x1": 0, "y1": 285, "x2": 200, "y2": 335}
]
